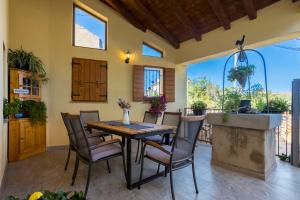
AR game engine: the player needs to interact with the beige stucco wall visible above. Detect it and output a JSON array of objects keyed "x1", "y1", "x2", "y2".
[
  {"x1": 9, "y1": 0, "x2": 186, "y2": 147},
  {"x1": 0, "y1": 0, "x2": 9, "y2": 189},
  {"x1": 176, "y1": 0, "x2": 300, "y2": 65}
]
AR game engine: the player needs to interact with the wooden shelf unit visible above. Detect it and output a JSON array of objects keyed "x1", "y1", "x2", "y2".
[{"x1": 8, "y1": 68, "x2": 46, "y2": 162}]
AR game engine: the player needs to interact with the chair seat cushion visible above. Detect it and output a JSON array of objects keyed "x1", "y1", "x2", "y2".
[
  {"x1": 91, "y1": 143, "x2": 122, "y2": 162},
  {"x1": 144, "y1": 135, "x2": 163, "y2": 143},
  {"x1": 146, "y1": 145, "x2": 188, "y2": 164}
]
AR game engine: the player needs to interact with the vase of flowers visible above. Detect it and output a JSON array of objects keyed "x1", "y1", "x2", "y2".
[
  {"x1": 149, "y1": 95, "x2": 167, "y2": 116},
  {"x1": 117, "y1": 98, "x2": 131, "y2": 125}
]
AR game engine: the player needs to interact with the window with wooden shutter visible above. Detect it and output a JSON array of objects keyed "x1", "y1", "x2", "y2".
[
  {"x1": 72, "y1": 58, "x2": 107, "y2": 102},
  {"x1": 132, "y1": 65, "x2": 175, "y2": 102}
]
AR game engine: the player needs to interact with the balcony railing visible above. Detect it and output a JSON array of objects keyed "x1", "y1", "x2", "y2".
[{"x1": 184, "y1": 108, "x2": 291, "y2": 159}]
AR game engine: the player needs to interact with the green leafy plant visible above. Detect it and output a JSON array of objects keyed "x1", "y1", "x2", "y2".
[
  {"x1": 3, "y1": 98, "x2": 9, "y2": 119},
  {"x1": 222, "y1": 89, "x2": 242, "y2": 122},
  {"x1": 8, "y1": 48, "x2": 48, "y2": 82},
  {"x1": 6, "y1": 190, "x2": 85, "y2": 200},
  {"x1": 9, "y1": 99, "x2": 22, "y2": 116},
  {"x1": 22, "y1": 100, "x2": 47, "y2": 124},
  {"x1": 262, "y1": 97, "x2": 289, "y2": 113},
  {"x1": 227, "y1": 65, "x2": 255, "y2": 89},
  {"x1": 191, "y1": 100, "x2": 207, "y2": 115}
]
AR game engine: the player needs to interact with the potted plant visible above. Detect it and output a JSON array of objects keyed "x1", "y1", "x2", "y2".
[
  {"x1": 149, "y1": 95, "x2": 166, "y2": 116},
  {"x1": 22, "y1": 100, "x2": 47, "y2": 124},
  {"x1": 262, "y1": 97, "x2": 289, "y2": 114},
  {"x1": 9, "y1": 99, "x2": 23, "y2": 119},
  {"x1": 191, "y1": 100, "x2": 207, "y2": 115},
  {"x1": 8, "y1": 47, "x2": 48, "y2": 82},
  {"x1": 7, "y1": 189, "x2": 86, "y2": 200},
  {"x1": 117, "y1": 98, "x2": 131, "y2": 125}
]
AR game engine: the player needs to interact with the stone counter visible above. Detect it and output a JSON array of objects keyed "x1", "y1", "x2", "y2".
[{"x1": 207, "y1": 113, "x2": 282, "y2": 180}]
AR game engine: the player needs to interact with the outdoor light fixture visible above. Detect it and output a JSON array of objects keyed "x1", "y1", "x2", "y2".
[{"x1": 125, "y1": 50, "x2": 130, "y2": 64}]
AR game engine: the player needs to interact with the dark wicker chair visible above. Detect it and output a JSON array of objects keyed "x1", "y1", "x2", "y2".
[
  {"x1": 61, "y1": 113, "x2": 102, "y2": 171},
  {"x1": 137, "y1": 112, "x2": 181, "y2": 164},
  {"x1": 135, "y1": 111, "x2": 159, "y2": 162},
  {"x1": 138, "y1": 116, "x2": 204, "y2": 200},
  {"x1": 80, "y1": 110, "x2": 113, "y2": 140},
  {"x1": 68, "y1": 115, "x2": 126, "y2": 197}
]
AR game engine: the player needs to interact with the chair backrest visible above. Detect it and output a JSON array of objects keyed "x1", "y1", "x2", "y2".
[
  {"x1": 61, "y1": 112, "x2": 77, "y2": 148},
  {"x1": 69, "y1": 115, "x2": 91, "y2": 160},
  {"x1": 143, "y1": 111, "x2": 159, "y2": 124},
  {"x1": 80, "y1": 110, "x2": 100, "y2": 128},
  {"x1": 162, "y1": 112, "x2": 182, "y2": 127},
  {"x1": 170, "y1": 116, "x2": 204, "y2": 163}
]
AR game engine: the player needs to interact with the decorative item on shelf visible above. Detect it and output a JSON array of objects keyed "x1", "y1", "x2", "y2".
[
  {"x1": 149, "y1": 95, "x2": 166, "y2": 116},
  {"x1": 124, "y1": 50, "x2": 130, "y2": 64},
  {"x1": 8, "y1": 47, "x2": 48, "y2": 83},
  {"x1": 117, "y1": 98, "x2": 131, "y2": 125},
  {"x1": 191, "y1": 100, "x2": 207, "y2": 115},
  {"x1": 22, "y1": 100, "x2": 47, "y2": 124},
  {"x1": 6, "y1": 189, "x2": 86, "y2": 200}
]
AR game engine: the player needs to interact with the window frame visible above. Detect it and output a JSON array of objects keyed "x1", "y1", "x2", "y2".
[
  {"x1": 143, "y1": 65, "x2": 164, "y2": 101},
  {"x1": 142, "y1": 42, "x2": 164, "y2": 58},
  {"x1": 72, "y1": 4, "x2": 108, "y2": 51}
]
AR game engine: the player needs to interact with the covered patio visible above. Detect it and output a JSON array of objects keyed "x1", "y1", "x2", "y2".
[{"x1": 1, "y1": 0, "x2": 300, "y2": 200}]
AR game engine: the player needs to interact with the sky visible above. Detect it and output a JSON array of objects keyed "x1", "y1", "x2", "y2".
[
  {"x1": 187, "y1": 38, "x2": 300, "y2": 93},
  {"x1": 75, "y1": 7, "x2": 106, "y2": 48}
]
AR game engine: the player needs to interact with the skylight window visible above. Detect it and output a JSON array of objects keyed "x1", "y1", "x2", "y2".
[
  {"x1": 142, "y1": 42, "x2": 163, "y2": 58},
  {"x1": 73, "y1": 5, "x2": 107, "y2": 50}
]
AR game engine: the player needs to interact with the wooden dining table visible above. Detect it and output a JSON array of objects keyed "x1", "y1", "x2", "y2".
[{"x1": 87, "y1": 121, "x2": 175, "y2": 189}]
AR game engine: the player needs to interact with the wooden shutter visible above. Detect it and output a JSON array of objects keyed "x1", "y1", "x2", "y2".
[
  {"x1": 132, "y1": 65, "x2": 144, "y2": 101},
  {"x1": 90, "y1": 60, "x2": 107, "y2": 102},
  {"x1": 72, "y1": 58, "x2": 107, "y2": 102},
  {"x1": 164, "y1": 68, "x2": 175, "y2": 102},
  {"x1": 72, "y1": 58, "x2": 90, "y2": 101}
]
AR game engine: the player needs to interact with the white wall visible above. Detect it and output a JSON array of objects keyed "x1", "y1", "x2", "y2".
[{"x1": 0, "y1": 0, "x2": 9, "y2": 190}]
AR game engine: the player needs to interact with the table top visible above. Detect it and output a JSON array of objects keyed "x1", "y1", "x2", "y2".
[{"x1": 87, "y1": 121, "x2": 176, "y2": 137}]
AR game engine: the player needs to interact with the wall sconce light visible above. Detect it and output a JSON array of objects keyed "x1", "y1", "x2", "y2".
[{"x1": 125, "y1": 50, "x2": 130, "y2": 64}]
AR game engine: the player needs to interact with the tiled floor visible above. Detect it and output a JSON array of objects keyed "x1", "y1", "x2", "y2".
[{"x1": 1, "y1": 143, "x2": 300, "y2": 200}]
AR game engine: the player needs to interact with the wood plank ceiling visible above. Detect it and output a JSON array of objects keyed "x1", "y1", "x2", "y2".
[{"x1": 100, "y1": 0, "x2": 294, "y2": 48}]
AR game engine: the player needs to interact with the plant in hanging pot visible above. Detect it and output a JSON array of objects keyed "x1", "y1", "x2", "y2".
[
  {"x1": 149, "y1": 95, "x2": 166, "y2": 116},
  {"x1": 227, "y1": 65, "x2": 255, "y2": 89},
  {"x1": 191, "y1": 100, "x2": 207, "y2": 115},
  {"x1": 117, "y1": 98, "x2": 131, "y2": 125}
]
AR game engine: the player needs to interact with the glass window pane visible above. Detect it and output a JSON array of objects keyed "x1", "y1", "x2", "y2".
[
  {"x1": 144, "y1": 67, "x2": 163, "y2": 97},
  {"x1": 74, "y1": 6, "x2": 106, "y2": 50},
  {"x1": 142, "y1": 43, "x2": 163, "y2": 58}
]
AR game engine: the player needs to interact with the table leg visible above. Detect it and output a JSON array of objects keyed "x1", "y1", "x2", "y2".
[
  {"x1": 126, "y1": 138, "x2": 132, "y2": 189},
  {"x1": 165, "y1": 134, "x2": 170, "y2": 145}
]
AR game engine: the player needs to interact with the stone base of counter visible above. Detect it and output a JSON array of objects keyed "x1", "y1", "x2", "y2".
[
  {"x1": 211, "y1": 158, "x2": 277, "y2": 180},
  {"x1": 210, "y1": 124, "x2": 277, "y2": 180}
]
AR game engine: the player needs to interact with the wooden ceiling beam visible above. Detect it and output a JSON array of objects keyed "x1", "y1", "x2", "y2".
[
  {"x1": 100, "y1": 0, "x2": 146, "y2": 32},
  {"x1": 207, "y1": 0, "x2": 231, "y2": 30},
  {"x1": 129, "y1": 0, "x2": 180, "y2": 48},
  {"x1": 167, "y1": 0, "x2": 202, "y2": 41},
  {"x1": 242, "y1": 0, "x2": 257, "y2": 20}
]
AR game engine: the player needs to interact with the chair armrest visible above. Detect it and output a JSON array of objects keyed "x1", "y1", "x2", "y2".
[
  {"x1": 89, "y1": 139, "x2": 122, "y2": 150},
  {"x1": 145, "y1": 141, "x2": 171, "y2": 155}
]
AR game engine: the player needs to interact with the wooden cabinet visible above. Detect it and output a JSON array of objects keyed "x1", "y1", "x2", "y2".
[
  {"x1": 8, "y1": 118, "x2": 46, "y2": 162},
  {"x1": 10, "y1": 68, "x2": 41, "y2": 101}
]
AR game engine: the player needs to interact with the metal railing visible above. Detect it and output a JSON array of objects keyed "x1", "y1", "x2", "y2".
[{"x1": 185, "y1": 108, "x2": 292, "y2": 159}]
